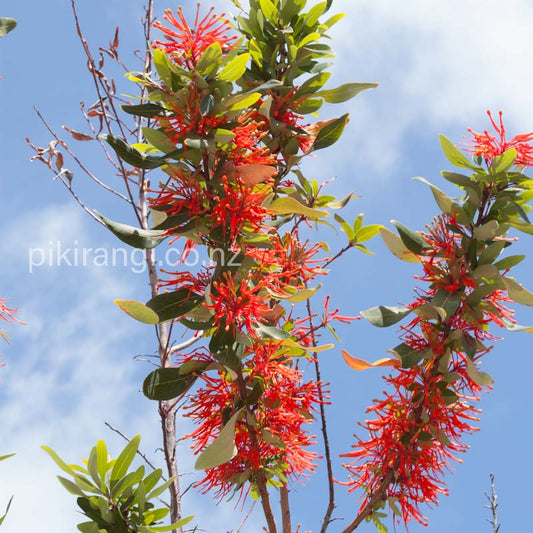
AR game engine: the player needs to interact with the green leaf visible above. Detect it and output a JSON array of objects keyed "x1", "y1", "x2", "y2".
[
  {"x1": 121, "y1": 103, "x2": 169, "y2": 118},
  {"x1": 309, "y1": 113, "x2": 349, "y2": 152},
  {"x1": 142, "y1": 127, "x2": 176, "y2": 154},
  {"x1": 413, "y1": 177, "x2": 454, "y2": 214},
  {"x1": 502, "y1": 319, "x2": 533, "y2": 333},
  {"x1": 334, "y1": 213, "x2": 355, "y2": 241},
  {"x1": 379, "y1": 227, "x2": 420, "y2": 263},
  {"x1": 0, "y1": 496, "x2": 13, "y2": 526},
  {"x1": 510, "y1": 219, "x2": 533, "y2": 235},
  {"x1": 196, "y1": 41, "x2": 222, "y2": 76},
  {"x1": 466, "y1": 358, "x2": 494, "y2": 386},
  {"x1": 219, "y1": 53, "x2": 250, "y2": 82},
  {"x1": 269, "y1": 197, "x2": 329, "y2": 219},
  {"x1": 143, "y1": 364, "x2": 209, "y2": 401},
  {"x1": 503, "y1": 277, "x2": 533, "y2": 306},
  {"x1": 147, "y1": 516, "x2": 194, "y2": 532},
  {"x1": 195, "y1": 409, "x2": 244, "y2": 470},
  {"x1": 297, "y1": 72, "x2": 331, "y2": 97},
  {"x1": 388, "y1": 343, "x2": 425, "y2": 368},
  {"x1": 441, "y1": 171, "x2": 473, "y2": 188},
  {"x1": 473, "y1": 220, "x2": 501, "y2": 241},
  {"x1": 95, "y1": 211, "x2": 167, "y2": 249},
  {"x1": 494, "y1": 254, "x2": 525, "y2": 270},
  {"x1": 225, "y1": 92, "x2": 262, "y2": 111},
  {"x1": 57, "y1": 475, "x2": 86, "y2": 497},
  {"x1": 200, "y1": 94, "x2": 215, "y2": 115},
  {"x1": 145, "y1": 289, "x2": 202, "y2": 322},
  {"x1": 114, "y1": 300, "x2": 160, "y2": 324},
  {"x1": 360, "y1": 305, "x2": 412, "y2": 327},
  {"x1": 431, "y1": 288, "x2": 461, "y2": 318},
  {"x1": 102, "y1": 134, "x2": 168, "y2": 169},
  {"x1": 110, "y1": 435, "x2": 140, "y2": 482},
  {"x1": 439, "y1": 135, "x2": 481, "y2": 171},
  {"x1": 96, "y1": 440, "x2": 108, "y2": 484},
  {"x1": 42, "y1": 446, "x2": 77, "y2": 477},
  {"x1": 254, "y1": 324, "x2": 291, "y2": 340},
  {"x1": 355, "y1": 224, "x2": 383, "y2": 243},
  {"x1": 490, "y1": 148, "x2": 516, "y2": 174},
  {"x1": 0, "y1": 453, "x2": 14, "y2": 462},
  {"x1": 391, "y1": 220, "x2": 430, "y2": 255},
  {"x1": 0, "y1": 18, "x2": 16, "y2": 38},
  {"x1": 316, "y1": 82, "x2": 378, "y2": 103}
]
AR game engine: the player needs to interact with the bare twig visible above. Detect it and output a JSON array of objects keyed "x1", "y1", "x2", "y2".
[
  {"x1": 168, "y1": 332, "x2": 203, "y2": 354},
  {"x1": 233, "y1": 502, "x2": 257, "y2": 533},
  {"x1": 305, "y1": 297, "x2": 336, "y2": 533},
  {"x1": 485, "y1": 473, "x2": 501, "y2": 533}
]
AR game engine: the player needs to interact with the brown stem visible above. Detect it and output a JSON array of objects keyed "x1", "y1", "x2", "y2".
[
  {"x1": 340, "y1": 468, "x2": 397, "y2": 533},
  {"x1": 235, "y1": 373, "x2": 278, "y2": 533},
  {"x1": 280, "y1": 484, "x2": 292, "y2": 533}
]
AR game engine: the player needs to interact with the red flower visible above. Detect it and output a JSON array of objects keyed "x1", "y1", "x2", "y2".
[
  {"x1": 153, "y1": 6, "x2": 236, "y2": 69},
  {"x1": 206, "y1": 272, "x2": 270, "y2": 334},
  {"x1": 0, "y1": 298, "x2": 22, "y2": 351},
  {"x1": 465, "y1": 110, "x2": 533, "y2": 167},
  {"x1": 210, "y1": 176, "x2": 271, "y2": 242},
  {"x1": 182, "y1": 342, "x2": 323, "y2": 500}
]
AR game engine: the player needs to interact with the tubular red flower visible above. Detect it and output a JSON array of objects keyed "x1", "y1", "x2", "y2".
[
  {"x1": 464, "y1": 110, "x2": 533, "y2": 166},
  {"x1": 182, "y1": 342, "x2": 323, "y2": 500},
  {"x1": 153, "y1": 6, "x2": 236, "y2": 69}
]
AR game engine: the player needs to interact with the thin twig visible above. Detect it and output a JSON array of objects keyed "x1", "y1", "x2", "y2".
[
  {"x1": 305, "y1": 297, "x2": 336, "y2": 533},
  {"x1": 168, "y1": 332, "x2": 203, "y2": 354},
  {"x1": 233, "y1": 502, "x2": 257, "y2": 533},
  {"x1": 484, "y1": 473, "x2": 501, "y2": 533}
]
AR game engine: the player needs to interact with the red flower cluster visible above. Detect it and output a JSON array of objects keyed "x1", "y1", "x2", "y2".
[
  {"x1": 465, "y1": 110, "x2": 533, "y2": 167},
  {"x1": 342, "y1": 213, "x2": 514, "y2": 526},
  {"x1": 0, "y1": 298, "x2": 21, "y2": 352},
  {"x1": 182, "y1": 342, "x2": 322, "y2": 500},
  {"x1": 153, "y1": 6, "x2": 236, "y2": 69}
]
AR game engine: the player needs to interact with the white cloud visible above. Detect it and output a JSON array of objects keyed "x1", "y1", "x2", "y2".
[{"x1": 321, "y1": 0, "x2": 533, "y2": 175}]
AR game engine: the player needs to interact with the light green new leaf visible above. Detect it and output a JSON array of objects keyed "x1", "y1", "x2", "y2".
[
  {"x1": 147, "y1": 516, "x2": 194, "y2": 532},
  {"x1": 413, "y1": 177, "x2": 454, "y2": 214},
  {"x1": 219, "y1": 53, "x2": 250, "y2": 82},
  {"x1": 110, "y1": 435, "x2": 140, "y2": 482},
  {"x1": 269, "y1": 197, "x2": 329, "y2": 219},
  {"x1": 0, "y1": 18, "x2": 16, "y2": 38}
]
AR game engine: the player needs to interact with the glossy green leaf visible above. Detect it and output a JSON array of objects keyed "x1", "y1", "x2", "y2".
[
  {"x1": 355, "y1": 224, "x2": 383, "y2": 243},
  {"x1": 431, "y1": 288, "x2": 461, "y2": 318},
  {"x1": 145, "y1": 289, "x2": 202, "y2": 322},
  {"x1": 316, "y1": 82, "x2": 378, "y2": 103},
  {"x1": 0, "y1": 496, "x2": 13, "y2": 526},
  {"x1": 95, "y1": 211, "x2": 167, "y2": 249},
  {"x1": 102, "y1": 134, "x2": 168, "y2": 169},
  {"x1": 254, "y1": 324, "x2": 291, "y2": 340},
  {"x1": 200, "y1": 94, "x2": 215, "y2": 115},
  {"x1": 391, "y1": 220, "x2": 430, "y2": 255},
  {"x1": 195, "y1": 409, "x2": 244, "y2": 470},
  {"x1": 361, "y1": 305, "x2": 412, "y2": 327},
  {"x1": 110, "y1": 435, "x2": 140, "y2": 482},
  {"x1": 143, "y1": 363, "x2": 209, "y2": 401},
  {"x1": 114, "y1": 300, "x2": 160, "y2": 325},
  {"x1": 310, "y1": 113, "x2": 349, "y2": 152},
  {"x1": 510, "y1": 219, "x2": 533, "y2": 235}
]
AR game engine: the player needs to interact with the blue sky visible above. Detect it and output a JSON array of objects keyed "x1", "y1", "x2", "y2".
[{"x1": 1, "y1": 0, "x2": 532, "y2": 531}]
